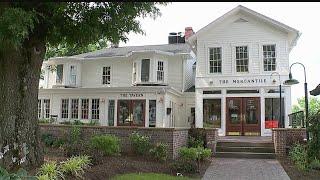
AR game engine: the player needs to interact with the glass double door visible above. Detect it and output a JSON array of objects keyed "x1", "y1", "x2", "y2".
[
  {"x1": 117, "y1": 100, "x2": 145, "y2": 126},
  {"x1": 226, "y1": 97, "x2": 261, "y2": 136}
]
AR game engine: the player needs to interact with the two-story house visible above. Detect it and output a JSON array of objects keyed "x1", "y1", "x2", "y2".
[
  {"x1": 39, "y1": 5, "x2": 300, "y2": 137},
  {"x1": 38, "y1": 32, "x2": 197, "y2": 128},
  {"x1": 188, "y1": 5, "x2": 300, "y2": 136}
]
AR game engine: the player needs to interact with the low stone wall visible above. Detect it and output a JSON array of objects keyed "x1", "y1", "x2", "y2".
[
  {"x1": 40, "y1": 124, "x2": 189, "y2": 159},
  {"x1": 272, "y1": 128, "x2": 306, "y2": 157},
  {"x1": 204, "y1": 128, "x2": 219, "y2": 154}
]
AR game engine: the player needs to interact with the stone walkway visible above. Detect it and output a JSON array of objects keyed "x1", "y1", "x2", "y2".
[{"x1": 202, "y1": 158, "x2": 290, "y2": 180}]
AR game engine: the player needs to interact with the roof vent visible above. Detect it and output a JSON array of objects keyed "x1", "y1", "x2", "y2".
[{"x1": 234, "y1": 18, "x2": 248, "y2": 23}]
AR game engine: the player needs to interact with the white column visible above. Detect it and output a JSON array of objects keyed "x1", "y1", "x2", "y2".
[
  {"x1": 195, "y1": 89, "x2": 203, "y2": 128},
  {"x1": 260, "y1": 88, "x2": 267, "y2": 136},
  {"x1": 221, "y1": 89, "x2": 227, "y2": 136},
  {"x1": 285, "y1": 87, "x2": 291, "y2": 128}
]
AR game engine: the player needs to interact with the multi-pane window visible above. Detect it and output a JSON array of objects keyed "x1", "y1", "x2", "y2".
[
  {"x1": 61, "y1": 99, "x2": 69, "y2": 119},
  {"x1": 263, "y1": 45, "x2": 276, "y2": 71},
  {"x1": 157, "y1": 61, "x2": 164, "y2": 82},
  {"x1": 108, "y1": 100, "x2": 115, "y2": 126},
  {"x1": 43, "y1": 99, "x2": 50, "y2": 119},
  {"x1": 133, "y1": 62, "x2": 137, "y2": 83},
  {"x1": 236, "y1": 46, "x2": 249, "y2": 72},
  {"x1": 91, "y1": 99, "x2": 100, "y2": 120},
  {"x1": 71, "y1": 99, "x2": 79, "y2": 119},
  {"x1": 38, "y1": 99, "x2": 42, "y2": 119},
  {"x1": 102, "y1": 66, "x2": 111, "y2": 85},
  {"x1": 70, "y1": 65, "x2": 77, "y2": 85},
  {"x1": 141, "y1": 59, "x2": 150, "y2": 82},
  {"x1": 209, "y1": 47, "x2": 222, "y2": 73},
  {"x1": 81, "y1": 99, "x2": 89, "y2": 119},
  {"x1": 56, "y1": 64, "x2": 63, "y2": 84}
]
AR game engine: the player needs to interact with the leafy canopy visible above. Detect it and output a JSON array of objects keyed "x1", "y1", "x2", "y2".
[
  {"x1": 292, "y1": 96, "x2": 320, "y2": 116},
  {"x1": 0, "y1": 2, "x2": 168, "y2": 52}
]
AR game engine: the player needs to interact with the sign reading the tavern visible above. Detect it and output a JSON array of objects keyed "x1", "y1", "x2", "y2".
[
  {"x1": 219, "y1": 78, "x2": 267, "y2": 85},
  {"x1": 120, "y1": 93, "x2": 144, "y2": 98}
]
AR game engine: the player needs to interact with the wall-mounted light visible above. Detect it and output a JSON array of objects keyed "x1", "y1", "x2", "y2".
[{"x1": 166, "y1": 108, "x2": 172, "y2": 115}]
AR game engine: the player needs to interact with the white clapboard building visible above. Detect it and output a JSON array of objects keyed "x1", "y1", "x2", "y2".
[{"x1": 38, "y1": 5, "x2": 300, "y2": 136}]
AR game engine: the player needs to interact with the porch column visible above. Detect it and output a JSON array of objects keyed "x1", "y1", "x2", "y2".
[{"x1": 195, "y1": 89, "x2": 203, "y2": 128}]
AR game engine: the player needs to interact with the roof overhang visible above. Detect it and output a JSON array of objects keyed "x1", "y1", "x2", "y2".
[{"x1": 187, "y1": 5, "x2": 300, "y2": 53}]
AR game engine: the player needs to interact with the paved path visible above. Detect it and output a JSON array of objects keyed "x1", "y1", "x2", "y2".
[{"x1": 202, "y1": 158, "x2": 290, "y2": 180}]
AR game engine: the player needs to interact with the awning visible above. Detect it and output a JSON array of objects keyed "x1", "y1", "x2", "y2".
[{"x1": 310, "y1": 84, "x2": 320, "y2": 96}]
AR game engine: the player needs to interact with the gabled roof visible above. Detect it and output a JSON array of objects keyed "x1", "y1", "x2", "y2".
[
  {"x1": 70, "y1": 43, "x2": 191, "y2": 59},
  {"x1": 188, "y1": 5, "x2": 300, "y2": 52}
]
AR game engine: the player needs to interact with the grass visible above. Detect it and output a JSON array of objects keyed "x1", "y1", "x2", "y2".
[{"x1": 111, "y1": 173, "x2": 194, "y2": 180}]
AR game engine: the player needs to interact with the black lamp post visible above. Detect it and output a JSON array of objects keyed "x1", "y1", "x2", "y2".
[
  {"x1": 283, "y1": 62, "x2": 309, "y2": 141},
  {"x1": 270, "y1": 72, "x2": 283, "y2": 128}
]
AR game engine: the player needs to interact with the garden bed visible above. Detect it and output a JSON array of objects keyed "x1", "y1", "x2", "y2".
[{"x1": 278, "y1": 157, "x2": 320, "y2": 180}]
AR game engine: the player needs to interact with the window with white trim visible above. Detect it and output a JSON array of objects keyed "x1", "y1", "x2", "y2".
[
  {"x1": 56, "y1": 64, "x2": 63, "y2": 84},
  {"x1": 236, "y1": 46, "x2": 249, "y2": 72},
  {"x1": 102, "y1": 66, "x2": 111, "y2": 85},
  {"x1": 157, "y1": 61, "x2": 164, "y2": 82},
  {"x1": 38, "y1": 99, "x2": 42, "y2": 119},
  {"x1": 209, "y1": 47, "x2": 222, "y2": 73},
  {"x1": 263, "y1": 45, "x2": 276, "y2": 71},
  {"x1": 91, "y1": 99, "x2": 100, "y2": 120},
  {"x1": 81, "y1": 99, "x2": 89, "y2": 119},
  {"x1": 71, "y1": 99, "x2": 79, "y2": 119},
  {"x1": 141, "y1": 59, "x2": 150, "y2": 82},
  {"x1": 61, "y1": 99, "x2": 69, "y2": 119},
  {"x1": 133, "y1": 62, "x2": 137, "y2": 83},
  {"x1": 43, "y1": 99, "x2": 50, "y2": 119},
  {"x1": 70, "y1": 65, "x2": 77, "y2": 85}
]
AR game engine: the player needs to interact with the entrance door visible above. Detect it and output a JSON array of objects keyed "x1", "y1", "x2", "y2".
[
  {"x1": 117, "y1": 100, "x2": 145, "y2": 126},
  {"x1": 226, "y1": 97, "x2": 260, "y2": 136}
]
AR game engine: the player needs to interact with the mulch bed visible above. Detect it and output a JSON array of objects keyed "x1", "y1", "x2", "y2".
[
  {"x1": 42, "y1": 148, "x2": 211, "y2": 180},
  {"x1": 278, "y1": 157, "x2": 320, "y2": 180}
]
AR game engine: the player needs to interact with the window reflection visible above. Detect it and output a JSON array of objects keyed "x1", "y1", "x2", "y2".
[{"x1": 203, "y1": 99, "x2": 221, "y2": 128}]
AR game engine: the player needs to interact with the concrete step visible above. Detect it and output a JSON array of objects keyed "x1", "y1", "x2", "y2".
[
  {"x1": 216, "y1": 146, "x2": 275, "y2": 153},
  {"x1": 217, "y1": 142, "x2": 274, "y2": 148},
  {"x1": 215, "y1": 152, "x2": 276, "y2": 159}
]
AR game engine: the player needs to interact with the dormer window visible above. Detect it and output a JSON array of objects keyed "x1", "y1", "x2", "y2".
[
  {"x1": 102, "y1": 66, "x2": 111, "y2": 85},
  {"x1": 141, "y1": 59, "x2": 150, "y2": 82},
  {"x1": 157, "y1": 61, "x2": 164, "y2": 82},
  {"x1": 70, "y1": 65, "x2": 77, "y2": 86},
  {"x1": 56, "y1": 64, "x2": 63, "y2": 84}
]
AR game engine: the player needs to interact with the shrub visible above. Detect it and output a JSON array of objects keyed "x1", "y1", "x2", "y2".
[
  {"x1": 41, "y1": 133, "x2": 55, "y2": 147},
  {"x1": 37, "y1": 161, "x2": 64, "y2": 180},
  {"x1": 187, "y1": 136, "x2": 204, "y2": 148},
  {"x1": 310, "y1": 157, "x2": 320, "y2": 170},
  {"x1": 149, "y1": 143, "x2": 168, "y2": 162},
  {"x1": 72, "y1": 119, "x2": 85, "y2": 125},
  {"x1": 307, "y1": 110, "x2": 320, "y2": 161},
  {"x1": 289, "y1": 143, "x2": 309, "y2": 171},
  {"x1": 129, "y1": 132, "x2": 151, "y2": 155},
  {"x1": 64, "y1": 125, "x2": 85, "y2": 157},
  {"x1": 52, "y1": 138, "x2": 66, "y2": 148},
  {"x1": 88, "y1": 119, "x2": 100, "y2": 126},
  {"x1": 60, "y1": 155, "x2": 92, "y2": 179},
  {"x1": 90, "y1": 135, "x2": 121, "y2": 156},
  {"x1": 0, "y1": 167, "x2": 37, "y2": 179}
]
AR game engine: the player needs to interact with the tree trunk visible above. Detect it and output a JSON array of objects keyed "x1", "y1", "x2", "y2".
[{"x1": 0, "y1": 38, "x2": 45, "y2": 170}]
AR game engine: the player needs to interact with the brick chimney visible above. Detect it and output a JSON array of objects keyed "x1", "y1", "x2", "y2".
[{"x1": 184, "y1": 27, "x2": 194, "y2": 40}]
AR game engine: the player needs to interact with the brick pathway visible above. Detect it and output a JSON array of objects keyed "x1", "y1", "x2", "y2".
[{"x1": 202, "y1": 158, "x2": 290, "y2": 180}]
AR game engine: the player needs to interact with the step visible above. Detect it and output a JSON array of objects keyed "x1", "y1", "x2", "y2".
[
  {"x1": 216, "y1": 146, "x2": 275, "y2": 153},
  {"x1": 215, "y1": 152, "x2": 276, "y2": 159},
  {"x1": 217, "y1": 142, "x2": 274, "y2": 148}
]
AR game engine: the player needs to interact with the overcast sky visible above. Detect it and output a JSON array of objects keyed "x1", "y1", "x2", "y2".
[{"x1": 119, "y1": 2, "x2": 320, "y2": 106}]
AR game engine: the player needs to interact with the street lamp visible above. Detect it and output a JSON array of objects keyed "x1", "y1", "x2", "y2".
[
  {"x1": 283, "y1": 62, "x2": 309, "y2": 141},
  {"x1": 270, "y1": 72, "x2": 283, "y2": 128}
]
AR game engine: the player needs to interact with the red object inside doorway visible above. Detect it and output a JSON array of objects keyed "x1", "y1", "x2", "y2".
[{"x1": 265, "y1": 120, "x2": 279, "y2": 129}]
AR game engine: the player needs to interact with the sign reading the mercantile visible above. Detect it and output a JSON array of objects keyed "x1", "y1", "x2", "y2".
[
  {"x1": 120, "y1": 93, "x2": 144, "y2": 98},
  {"x1": 219, "y1": 78, "x2": 267, "y2": 85}
]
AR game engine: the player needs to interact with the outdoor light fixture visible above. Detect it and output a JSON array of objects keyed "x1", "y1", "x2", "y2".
[
  {"x1": 270, "y1": 72, "x2": 283, "y2": 128},
  {"x1": 283, "y1": 62, "x2": 309, "y2": 141}
]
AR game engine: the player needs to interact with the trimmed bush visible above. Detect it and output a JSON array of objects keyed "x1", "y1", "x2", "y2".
[
  {"x1": 60, "y1": 155, "x2": 92, "y2": 179},
  {"x1": 149, "y1": 143, "x2": 168, "y2": 162},
  {"x1": 129, "y1": 131, "x2": 151, "y2": 155},
  {"x1": 187, "y1": 136, "x2": 204, "y2": 148},
  {"x1": 90, "y1": 135, "x2": 121, "y2": 156},
  {"x1": 289, "y1": 143, "x2": 309, "y2": 171}
]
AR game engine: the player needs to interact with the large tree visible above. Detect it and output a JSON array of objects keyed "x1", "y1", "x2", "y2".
[{"x1": 0, "y1": 2, "x2": 166, "y2": 170}]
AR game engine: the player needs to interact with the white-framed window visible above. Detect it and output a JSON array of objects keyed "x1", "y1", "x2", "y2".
[
  {"x1": 263, "y1": 45, "x2": 276, "y2": 71},
  {"x1": 91, "y1": 99, "x2": 100, "y2": 120},
  {"x1": 43, "y1": 99, "x2": 50, "y2": 119},
  {"x1": 81, "y1": 99, "x2": 89, "y2": 119},
  {"x1": 61, "y1": 99, "x2": 69, "y2": 119},
  {"x1": 38, "y1": 99, "x2": 42, "y2": 119},
  {"x1": 236, "y1": 46, "x2": 249, "y2": 72},
  {"x1": 133, "y1": 62, "x2": 137, "y2": 83},
  {"x1": 141, "y1": 59, "x2": 150, "y2": 82},
  {"x1": 70, "y1": 65, "x2": 77, "y2": 85},
  {"x1": 102, "y1": 66, "x2": 111, "y2": 85},
  {"x1": 157, "y1": 61, "x2": 164, "y2": 82},
  {"x1": 71, "y1": 99, "x2": 79, "y2": 119},
  {"x1": 209, "y1": 47, "x2": 222, "y2": 73},
  {"x1": 56, "y1": 64, "x2": 63, "y2": 84}
]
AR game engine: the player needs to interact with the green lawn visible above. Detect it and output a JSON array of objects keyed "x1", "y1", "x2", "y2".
[{"x1": 111, "y1": 173, "x2": 194, "y2": 180}]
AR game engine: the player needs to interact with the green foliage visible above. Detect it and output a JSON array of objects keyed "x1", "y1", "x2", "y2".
[
  {"x1": 70, "y1": 125, "x2": 81, "y2": 144},
  {"x1": 307, "y1": 110, "x2": 320, "y2": 161},
  {"x1": 292, "y1": 97, "x2": 320, "y2": 116},
  {"x1": 88, "y1": 119, "x2": 100, "y2": 126},
  {"x1": 310, "y1": 157, "x2": 320, "y2": 170},
  {"x1": 289, "y1": 143, "x2": 309, "y2": 171},
  {"x1": 64, "y1": 125, "x2": 84, "y2": 157},
  {"x1": 41, "y1": 133, "x2": 55, "y2": 147},
  {"x1": 187, "y1": 136, "x2": 204, "y2": 148},
  {"x1": 90, "y1": 135, "x2": 121, "y2": 156},
  {"x1": 111, "y1": 173, "x2": 191, "y2": 180},
  {"x1": 37, "y1": 161, "x2": 64, "y2": 180},
  {"x1": 0, "y1": 167, "x2": 37, "y2": 180},
  {"x1": 129, "y1": 132, "x2": 151, "y2": 155},
  {"x1": 149, "y1": 143, "x2": 168, "y2": 162},
  {"x1": 60, "y1": 155, "x2": 91, "y2": 179}
]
